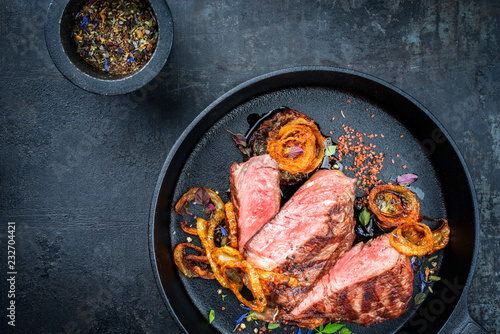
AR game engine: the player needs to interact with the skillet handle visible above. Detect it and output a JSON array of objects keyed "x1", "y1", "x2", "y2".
[{"x1": 440, "y1": 287, "x2": 490, "y2": 334}]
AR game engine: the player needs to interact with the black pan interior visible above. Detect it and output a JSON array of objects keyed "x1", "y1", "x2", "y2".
[{"x1": 150, "y1": 67, "x2": 478, "y2": 334}]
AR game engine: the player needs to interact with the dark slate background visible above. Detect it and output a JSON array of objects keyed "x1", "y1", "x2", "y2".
[{"x1": 1, "y1": 0, "x2": 498, "y2": 333}]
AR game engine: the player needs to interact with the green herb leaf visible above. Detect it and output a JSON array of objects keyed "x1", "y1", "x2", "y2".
[
  {"x1": 429, "y1": 275, "x2": 441, "y2": 282},
  {"x1": 320, "y1": 322, "x2": 345, "y2": 333},
  {"x1": 325, "y1": 145, "x2": 337, "y2": 156},
  {"x1": 247, "y1": 311, "x2": 257, "y2": 320},
  {"x1": 414, "y1": 292, "x2": 426, "y2": 305},
  {"x1": 359, "y1": 207, "x2": 370, "y2": 226},
  {"x1": 268, "y1": 323, "x2": 280, "y2": 329},
  {"x1": 340, "y1": 327, "x2": 352, "y2": 334},
  {"x1": 209, "y1": 309, "x2": 215, "y2": 324},
  {"x1": 221, "y1": 294, "x2": 227, "y2": 300}
]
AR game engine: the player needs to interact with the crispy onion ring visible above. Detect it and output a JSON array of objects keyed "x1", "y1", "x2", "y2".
[
  {"x1": 368, "y1": 184, "x2": 420, "y2": 228},
  {"x1": 267, "y1": 117, "x2": 325, "y2": 174},
  {"x1": 389, "y1": 222, "x2": 434, "y2": 256},
  {"x1": 173, "y1": 243, "x2": 214, "y2": 279}
]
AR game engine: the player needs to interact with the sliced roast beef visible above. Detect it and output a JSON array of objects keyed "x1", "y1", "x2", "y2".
[
  {"x1": 230, "y1": 154, "x2": 281, "y2": 253},
  {"x1": 284, "y1": 234, "x2": 413, "y2": 328},
  {"x1": 244, "y1": 169, "x2": 357, "y2": 311}
]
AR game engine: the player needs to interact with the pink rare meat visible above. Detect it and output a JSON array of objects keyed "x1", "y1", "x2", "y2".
[{"x1": 229, "y1": 154, "x2": 281, "y2": 253}]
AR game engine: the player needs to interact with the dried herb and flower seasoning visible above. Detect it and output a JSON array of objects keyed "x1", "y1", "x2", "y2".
[{"x1": 72, "y1": 0, "x2": 158, "y2": 75}]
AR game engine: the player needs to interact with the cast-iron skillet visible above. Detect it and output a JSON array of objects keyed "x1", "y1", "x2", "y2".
[{"x1": 149, "y1": 67, "x2": 489, "y2": 334}]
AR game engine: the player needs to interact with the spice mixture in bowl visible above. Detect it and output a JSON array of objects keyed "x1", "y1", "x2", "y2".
[
  {"x1": 45, "y1": 0, "x2": 173, "y2": 95},
  {"x1": 72, "y1": 0, "x2": 159, "y2": 76}
]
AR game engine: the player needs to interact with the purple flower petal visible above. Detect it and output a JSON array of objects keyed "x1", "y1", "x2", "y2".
[
  {"x1": 396, "y1": 173, "x2": 418, "y2": 186},
  {"x1": 288, "y1": 146, "x2": 305, "y2": 159},
  {"x1": 194, "y1": 188, "x2": 210, "y2": 205},
  {"x1": 227, "y1": 130, "x2": 247, "y2": 147}
]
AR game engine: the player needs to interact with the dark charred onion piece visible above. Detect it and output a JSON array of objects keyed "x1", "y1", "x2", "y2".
[
  {"x1": 224, "y1": 202, "x2": 238, "y2": 249},
  {"x1": 173, "y1": 243, "x2": 214, "y2": 279},
  {"x1": 430, "y1": 218, "x2": 450, "y2": 253},
  {"x1": 389, "y1": 222, "x2": 434, "y2": 256},
  {"x1": 368, "y1": 184, "x2": 420, "y2": 228},
  {"x1": 248, "y1": 109, "x2": 324, "y2": 185}
]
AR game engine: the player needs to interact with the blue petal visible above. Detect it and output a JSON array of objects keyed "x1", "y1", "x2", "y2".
[
  {"x1": 81, "y1": 16, "x2": 88, "y2": 28},
  {"x1": 118, "y1": 46, "x2": 123, "y2": 54},
  {"x1": 220, "y1": 226, "x2": 227, "y2": 236},
  {"x1": 104, "y1": 59, "x2": 109, "y2": 71},
  {"x1": 233, "y1": 312, "x2": 248, "y2": 331},
  {"x1": 127, "y1": 57, "x2": 134, "y2": 64}
]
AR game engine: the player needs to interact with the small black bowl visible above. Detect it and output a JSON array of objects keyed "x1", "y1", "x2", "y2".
[{"x1": 45, "y1": 0, "x2": 173, "y2": 95}]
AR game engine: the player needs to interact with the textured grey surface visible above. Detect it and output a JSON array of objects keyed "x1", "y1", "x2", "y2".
[{"x1": 0, "y1": 0, "x2": 499, "y2": 333}]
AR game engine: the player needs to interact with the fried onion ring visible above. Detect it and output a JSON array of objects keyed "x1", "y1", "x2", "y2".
[
  {"x1": 267, "y1": 117, "x2": 325, "y2": 174},
  {"x1": 368, "y1": 184, "x2": 420, "y2": 228},
  {"x1": 389, "y1": 222, "x2": 434, "y2": 256}
]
